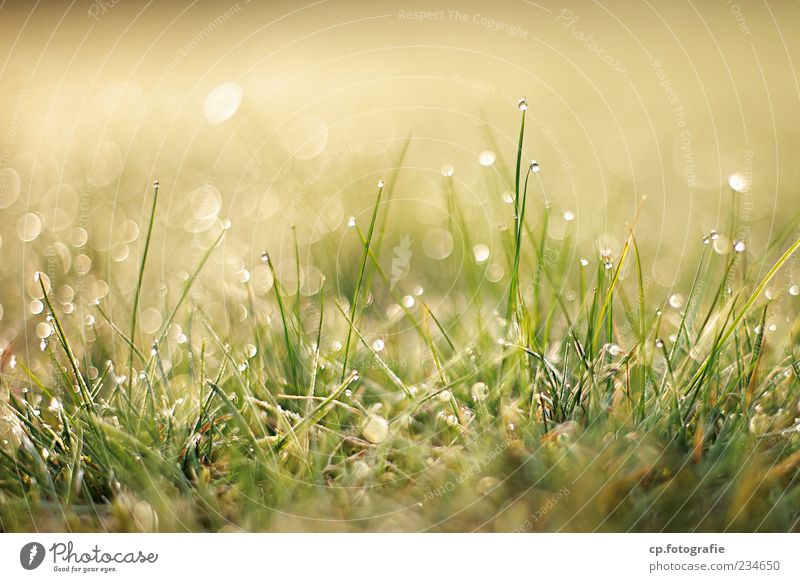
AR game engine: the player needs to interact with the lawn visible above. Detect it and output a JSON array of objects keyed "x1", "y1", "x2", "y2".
[{"x1": 2, "y1": 102, "x2": 800, "y2": 533}]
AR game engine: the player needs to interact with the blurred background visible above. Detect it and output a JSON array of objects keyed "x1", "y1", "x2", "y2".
[{"x1": 0, "y1": 0, "x2": 799, "y2": 368}]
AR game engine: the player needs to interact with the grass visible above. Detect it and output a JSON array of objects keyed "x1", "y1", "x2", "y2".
[{"x1": 1, "y1": 104, "x2": 800, "y2": 533}]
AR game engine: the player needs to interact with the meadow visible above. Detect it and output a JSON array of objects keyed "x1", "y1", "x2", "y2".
[{"x1": 1, "y1": 98, "x2": 800, "y2": 533}]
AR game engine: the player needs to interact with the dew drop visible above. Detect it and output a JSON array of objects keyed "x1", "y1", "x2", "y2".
[
  {"x1": 377, "y1": 179, "x2": 385, "y2": 188},
  {"x1": 789, "y1": 285, "x2": 799, "y2": 296},
  {"x1": 530, "y1": 160, "x2": 540, "y2": 173},
  {"x1": 517, "y1": 98, "x2": 528, "y2": 111},
  {"x1": 471, "y1": 381, "x2": 489, "y2": 402},
  {"x1": 362, "y1": 414, "x2": 389, "y2": 444},
  {"x1": 347, "y1": 216, "x2": 356, "y2": 228},
  {"x1": 371, "y1": 338, "x2": 385, "y2": 352},
  {"x1": 734, "y1": 240, "x2": 746, "y2": 253},
  {"x1": 261, "y1": 251, "x2": 270, "y2": 263},
  {"x1": 440, "y1": 164, "x2": 455, "y2": 177},
  {"x1": 35, "y1": 322, "x2": 52, "y2": 339},
  {"x1": 580, "y1": 258, "x2": 589, "y2": 267},
  {"x1": 478, "y1": 150, "x2": 496, "y2": 167},
  {"x1": 473, "y1": 243, "x2": 490, "y2": 264},
  {"x1": 728, "y1": 172, "x2": 750, "y2": 193},
  {"x1": 563, "y1": 210, "x2": 575, "y2": 222}
]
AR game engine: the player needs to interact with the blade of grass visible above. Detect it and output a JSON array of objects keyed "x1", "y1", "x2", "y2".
[
  {"x1": 128, "y1": 179, "x2": 160, "y2": 390},
  {"x1": 340, "y1": 180, "x2": 385, "y2": 382}
]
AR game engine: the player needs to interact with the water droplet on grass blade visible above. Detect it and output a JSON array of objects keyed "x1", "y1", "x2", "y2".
[
  {"x1": 530, "y1": 160, "x2": 540, "y2": 173},
  {"x1": 517, "y1": 98, "x2": 528, "y2": 111},
  {"x1": 347, "y1": 216, "x2": 356, "y2": 228},
  {"x1": 440, "y1": 164, "x2": 455, "y2": 177},
  {"x1": 728, "y1": 172, "x2": 750, "y2": 193},
  {"x1": 471, "y1": 381, "x2": 489, "y2": 402},
  {"x1": 478, "y1": 150, "x2": 496, "y2": 166},
  {"x1": 362, "y1": 414, "x2": 389, "y2": 443},
  {"x1": 669, "y1": 294, "x2": 683, "y2": 309},
  {"x1": 563, "y1": 210, "x2": 575, "y2": 222},
  {"x1": 734, "y1": 240, "x2": 746, "y2": 253},
  {"x1": 473, "y1": 243, "x2": 490, "y2": 264},
  {"x1": 36, "y1": 322, "x2": 52, "y2": 339},
  {"x1": 377, "y1": 179, "x2": 385, "y2": 188}
]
